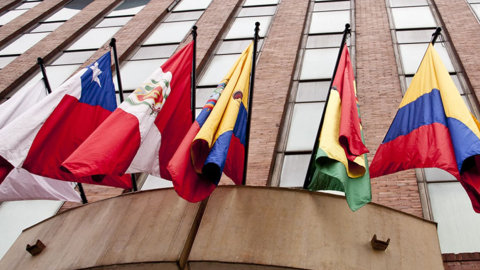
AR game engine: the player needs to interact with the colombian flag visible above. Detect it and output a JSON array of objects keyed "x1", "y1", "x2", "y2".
[
  {"x1": 370, "y1": 44, "x2": 480, "y2": 213},
  {"x1": 308, "y1": 44, "x2": 371, "y2": 211},
  {"x1": 168, "y1": 43, "x2": 253, "y2": 202}
]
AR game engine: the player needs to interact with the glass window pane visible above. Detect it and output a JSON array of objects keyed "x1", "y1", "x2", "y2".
[
  {"x1": 165, "y1": 11, "x2": 203, "y2": 22},
  {"x1": 0, "y1": 56, "x2": 16, "y2": 68},
  {"x1": 314, "y1": 1, "x2": 350, "y2": 12},
  {"x1": 0, "y1": 10, "x2": 28, "y2": 25},
  {"x1": 391, "y1": 7, "x2": 436, "y2": 29},
  {"x1": 243, "y1": 0, "x2": 279, "y2": 6},
  {"x1": 396, "y1": 29, "x2": 434, "y2": 43},
  {"x1": 30, "y1": 22, "x2": 63, "y2": 33},
  {"x1": 141, "y1": 175, "x2": 173, "y2": 190},
  {"x1": 469, "y1": 0, "x2": 480, "y2": 3},
  {"x1": 310, "y1": 11, "x2": 350, "y2": 34},
  {"x1": 199, "y1": 54, "x2": 240, "y2": 86},
  {"x1": 424, "y1": 168, "x2": 457, "y2": 182},
  {"x1": 96, "y1": 17, "x2": 132, "y2": 27},
  {"x1": 114, "y1": 59, "x2": 168, "y2": 90},
  {"x1": 24, "y1": 64, "x2": 80, "y2": 92},
  {"x1": 238, "y1": 6, "x2": 277, "y2": 17},
  {"x1": 399, "y1": 43, "x2": 454, "y2": 74},
  {"x1": 225, "y1": 16, "x2": 272, "y2": 39},
  {"x1": 196, "y1": 87, "x2": 215, "y2": 107},
  {"x1": 471, "y1": 4, "x2": 480, "y2": 18},
  {"x1": 300, "y1": 48, "x2": 338, "y2": 80},
  {"x1": 131, "y1": 45, "x2": 178, "y2": 60},
  {"x1": 108, "y1": 0, "x2": 149, "y2": 17},
  {"x1": 0, "y1": 32, "x2": 49, "y2": 55},
  {"x1": 44, "y1": 8, "x2": 80, "y2": 22},
  {"x1": 306, "y1": 34, "x2": 350, "y2": 48},
  {"x1": 286, "y1": 102, "x2": 324, "y2": 151},
  {"x1": 51, "y1": 50, "x2": 96, "y2": 65},
  {"x1": 0, "y1": 201, "x2": 63, "y2": 260},
  {"x1": 279, "y1": 154, "x2": 310, "y2": 187},
  {"x1": 216, "y1": 39, "x2": 263, "y2": 54},
  {"x1": 15, "y1": 2, "x2": 40, "y2": 9},
  {"x1": 390, "y1": 0, "x2": 428, "y2": 7},
  {"x1": 428, "y1": 182, "x2": 480, "y2": 253},
  {"x1": 406, "y1": 74, "x2": 463, "y2": 94},
  {"x1": 174, "y1": 0, "x2": 212, "y2": 11},
  {"x1": 143, "y1": 21, "x2": 195, "y2": 45},
  {"x1": 296, "y1": 81, "x2": 330, "y2": 102},
  {"x1": 67, "y1": 27, "x2": 121, "y2": 50}
]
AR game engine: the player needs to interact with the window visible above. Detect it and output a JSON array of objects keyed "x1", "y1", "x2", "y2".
[{"x1": 275, "y1": 0, "x2": 353, "y2": 188}]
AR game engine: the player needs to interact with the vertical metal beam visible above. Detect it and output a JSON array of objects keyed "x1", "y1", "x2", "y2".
[
  {"x1": 242, "y1": 22, "x2": 260, "y2": 186},
  {"x1": 191, "y1": 26, "x2": 197, "y2": 123}
]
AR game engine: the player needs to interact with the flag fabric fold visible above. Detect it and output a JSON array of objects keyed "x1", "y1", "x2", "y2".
[
  {"x1": 62, "y1": 41, "x2": 194, "y2": 180},
  {"x1": 0, "y1": 80, "x2": 81, "y2": 202},
  {"x1": 308, "y1": 44, "x2": 371, "y2": 211},
  {"x1": 370, "y1": 44, "x2": 480, "y2": 213},
  {"x1": 0, "y1": 52, "x2": 131, "y2": 190},
  {"x1": 168, "y1": 43, "x2": 253, "y2": 202}
]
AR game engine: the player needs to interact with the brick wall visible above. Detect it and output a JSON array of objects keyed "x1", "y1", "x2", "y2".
[
  {"x1": 247, "y1": 0, "x2": 309, "y2": 186},
  {"x1": 0, "y1": 0, "x2": 121, "y2": 99},
  {"x1": 444, "y1": 253, "x2": 480, "y2": 270},
  {"x1": 433, "y1": 0, "x2": 480, "y2": 105},
  {"x1": 0, "y1": 0, "x2": 70, "y2": 48},
  {"x1": 0, "y1": 0, "x2": 22, "y2": 14},
  {"x1": 355, "y1": 0, "x2": 422, "y2": 217}
]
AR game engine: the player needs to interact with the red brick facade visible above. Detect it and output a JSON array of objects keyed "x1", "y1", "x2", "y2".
[
  {"x1": 444, "y1": 253, "x2": 480, "y2": 270},
  {"x1": 355, "y1": 0, "x2": 422, "y2": 217}
]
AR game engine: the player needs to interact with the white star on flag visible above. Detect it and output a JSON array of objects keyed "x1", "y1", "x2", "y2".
[{"x1": 90, "y1": 62, "x2": 102, "y2": 87}]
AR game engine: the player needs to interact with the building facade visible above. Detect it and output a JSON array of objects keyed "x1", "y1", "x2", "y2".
[{"x1": 0, "y1": 0, "x2": 479, "y2": 269}]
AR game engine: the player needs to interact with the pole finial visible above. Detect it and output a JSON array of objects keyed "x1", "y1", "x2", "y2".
[
  {"x1": 255, "y1": 21, "x2": 260, "y2": 27},
  {"x1": 109, "y1": 38, "x2": 116, "y2": 47},
  {"x1": 431, "y1": 27, "x2": 442, "y2": 46},
  {"x1": 37, "y1": 57, "x2": 43, "y2": 65}
]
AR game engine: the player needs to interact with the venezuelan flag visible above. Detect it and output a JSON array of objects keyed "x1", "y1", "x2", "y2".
[
  {"x1": 308, "y1": 44, "x2": 371, "y2": 211},
  {"x1": 370, "y1": 44, "x2": 480, "y2": 213},
  {"x1": 168, "y1": 43, "x2": 253, "y2": 202}
]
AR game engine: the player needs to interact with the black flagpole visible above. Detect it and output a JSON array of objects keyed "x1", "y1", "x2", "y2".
[
  {"x1": 303, "y1": 23, "x2": 351, "y2": 189},
  {"x1": 191, "y1": 26, "x2": 197, "y2": 123},
  {"x1": 37, "y1": 57, "x2": 52, "y2": 95},
  {"x1": 110, "y1": 38, "x2": 138, "y2": 192},
  {"x1": 242, "y1": 22, "x2": 260, "y2": 186},
  {"x1": 431, "y1": 27, "x2": 442, "y2": 46},
  {"x1": 37, "y1": 57, "x2": 88, "y2": 204}
]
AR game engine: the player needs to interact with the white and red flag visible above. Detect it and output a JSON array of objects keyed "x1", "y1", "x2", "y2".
[
  {"x1": 0, "y1": 80, "x2": 81, "y2": 202},
  {"x1": 62, "y1": 41, "x2": 194, "y2": 180}
]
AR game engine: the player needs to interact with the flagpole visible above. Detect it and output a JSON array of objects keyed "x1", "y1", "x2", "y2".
[
  {"x1": 303, "y1": 23, "x2": 351, "y2": 189},
  {"x1": 242, "y1": 22, "x2": 260, "y2": 186},
  {"x1": 37, "y1": 56, "x2": 89, "y2": 204},
  {"x1": 191, "y1": 25, "x2": 197, "y2": 123},
  {"x1": 431, "y1": 27, "x2": 442, "y2": 46},
  {"x1": 110, "y1": 38, "x2": 138, "y2": 192},
  {"x1": 37, "y1": 57, "x2": 52, "y2": 94}
]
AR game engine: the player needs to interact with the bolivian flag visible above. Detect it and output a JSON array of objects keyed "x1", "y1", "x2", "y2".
[
  {"x1": 308, "y1": 44, "x2": 372, "y2": 212},
  {"x1": 370, "y1": 44, "x2": 480, "y2": 213}
]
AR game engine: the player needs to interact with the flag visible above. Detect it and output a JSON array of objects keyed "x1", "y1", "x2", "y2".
[
  {"x1": 0, "y1": 80, "x2": 81, "y2": 202},
  {"x1": 307, "y1": 44, "x2": 371, "y2": 212},
  {"x1": 370, "y1": 44, "x2": 480, "y2": 213},
  {"x1": 0, "y1": 52, "x2": 131, "y2": 189},
  {"x1": 61, "y1": 41, "x2": 194, "y2": 180},
  {"x1": 168, "y1": 43, "x2": 253, "y2": 202}
]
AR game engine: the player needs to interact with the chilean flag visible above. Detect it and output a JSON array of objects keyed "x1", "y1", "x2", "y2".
[
  {"x1": 61, "y1": 42, "x2": 194, "y2": 180},
  {"x1": 0, "y1": 52, "x2": 131, "y2": 189}
]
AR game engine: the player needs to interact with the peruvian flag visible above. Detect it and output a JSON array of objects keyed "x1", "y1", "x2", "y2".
[{"x1": 62, "y1": 41, "x2": 193, "y2": 180}]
